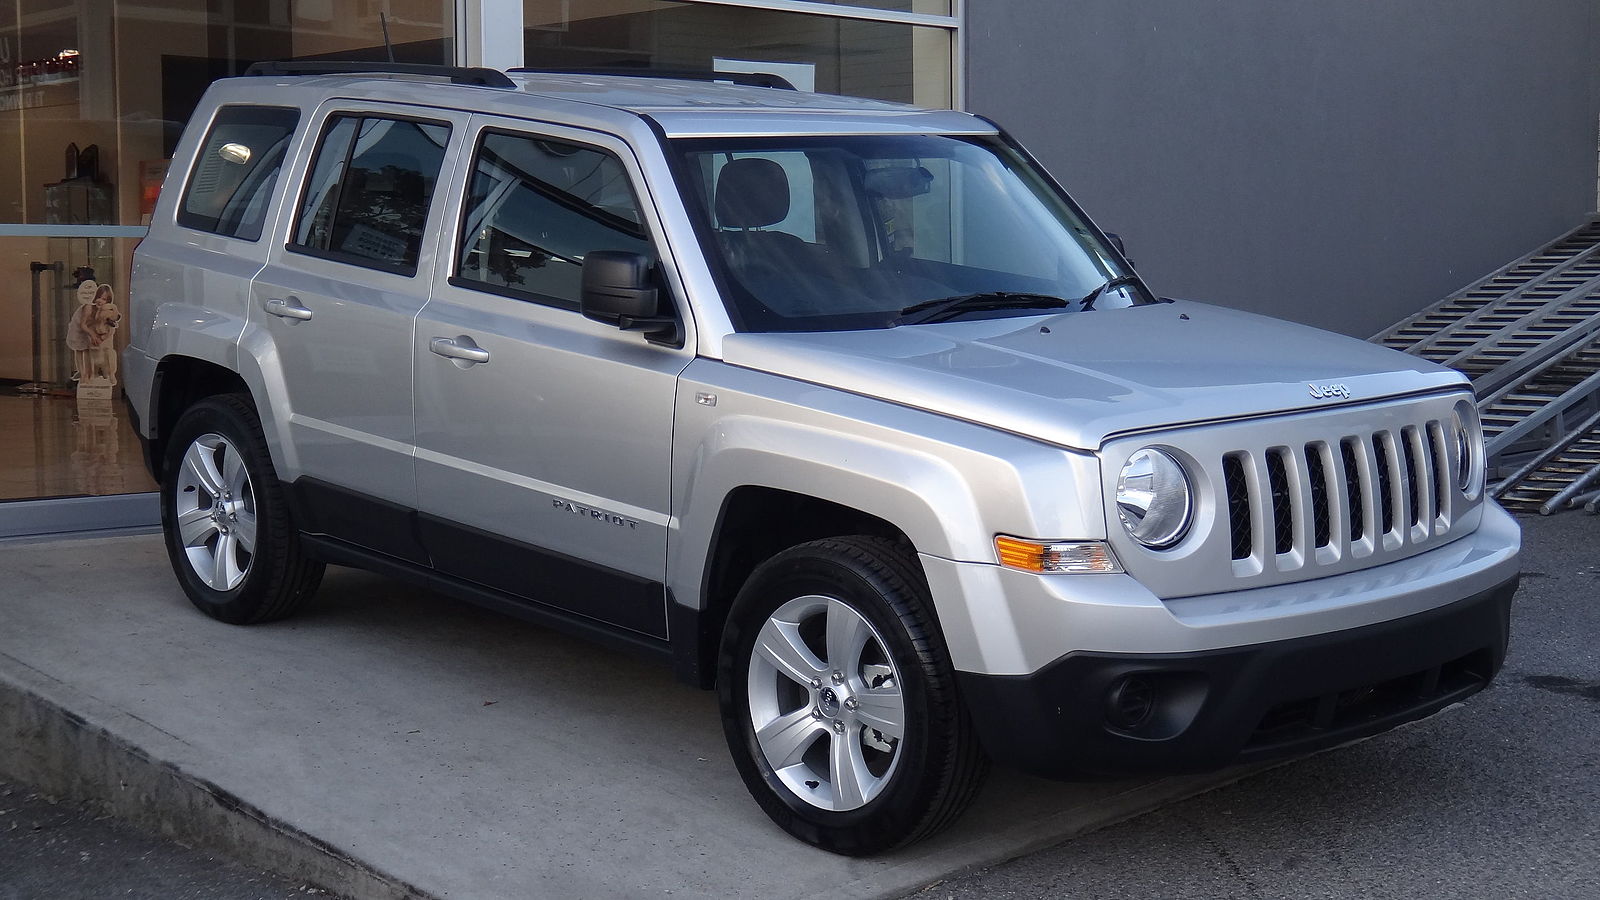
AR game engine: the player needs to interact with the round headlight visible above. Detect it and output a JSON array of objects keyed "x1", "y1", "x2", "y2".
[
  {"x1": 1453, "y1": 404, "x2": 1480, "y2": 493},
  {"x1": 1116, "y1": 448, "x2": 1193, "y2": 548}
]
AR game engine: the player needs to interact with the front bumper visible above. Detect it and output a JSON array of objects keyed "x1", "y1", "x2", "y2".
[{"x1": 957, "y1": 573, "x2": 1515, "y2": 778}]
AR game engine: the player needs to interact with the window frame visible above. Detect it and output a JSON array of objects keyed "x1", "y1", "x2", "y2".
[
  {"x1": 447, "y1": 126, "x2": 655, "y2": 313},
  {"x1": 285, "y1": 110, "x2": 454, "y2": 279},
  {"x1": 175, "y1": 104, "x2": 302, "y2": 242}
]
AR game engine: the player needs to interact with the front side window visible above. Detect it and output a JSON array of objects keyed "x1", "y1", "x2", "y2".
[
  {"x1": 455, "y1": 131, "x2": 651, "y2": 309},
  {"x1": 291, "y1": 114, "x2": 451, "y2": 275},
  {"x1": 178, "y1": 105, "x2": 300, "y2": 241},
  {"x1": 672, "y1": 135, "x2": 1144, "y2": 332}
]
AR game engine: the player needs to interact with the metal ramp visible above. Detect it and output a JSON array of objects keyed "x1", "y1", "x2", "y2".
[{"x1": 1373, "y1": 217, "x2": 1600, "y2": 514}]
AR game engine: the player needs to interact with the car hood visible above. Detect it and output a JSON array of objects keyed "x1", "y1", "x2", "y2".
[{"x1": 718, "y1": 300, "x2": 1469, "y2": 451}]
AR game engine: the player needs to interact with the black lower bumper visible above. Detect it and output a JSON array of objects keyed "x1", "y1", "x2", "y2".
[{"x1": 957, "y1": 575, "x2": 1518, "y2": 779}]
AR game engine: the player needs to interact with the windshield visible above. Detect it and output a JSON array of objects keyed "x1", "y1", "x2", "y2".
[{"x1": 670, "y1": 134, "x2": 1145, "y2": 332}]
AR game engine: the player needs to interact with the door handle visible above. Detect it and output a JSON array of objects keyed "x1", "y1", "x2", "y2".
[
  {"x1": 430, "y1": 336, "x2": 490, "y2": 365},
  {"x1": 263, "y1": 296, "x2": 314, "y2": 321}
]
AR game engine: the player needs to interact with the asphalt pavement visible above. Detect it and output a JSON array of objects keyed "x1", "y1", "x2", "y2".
[
  {"x1": 0, "y1": 780, "x2": 327, "y2": 900},
  {"x1": 908, "y1": 511, "x2": 1600, "y2": 900}
]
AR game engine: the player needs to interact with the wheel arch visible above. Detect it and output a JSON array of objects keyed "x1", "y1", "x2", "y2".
[
  {"x1": 147, "y1": 355, "x2": 252, "y2": 482},
  {"x1": 674, "y1": 487, "x2": 914, "y2": 688}
]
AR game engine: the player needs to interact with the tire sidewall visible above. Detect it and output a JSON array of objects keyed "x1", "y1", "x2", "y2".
[{"x1": 718, "y1": 542, "x2": 949, "y2": 854}]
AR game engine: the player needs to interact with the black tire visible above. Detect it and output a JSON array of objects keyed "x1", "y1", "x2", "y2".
[
  {"x1": 717, "y1": 536, "x2": 988, "y2": 855},
  {"x1": 160, "y1": 393, "x2": 323, "y2": 624}
]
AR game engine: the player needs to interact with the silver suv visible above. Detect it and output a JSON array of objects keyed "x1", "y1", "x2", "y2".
[{"x1": 124, "y1": 62, "x2": 1521, "y2": 855}]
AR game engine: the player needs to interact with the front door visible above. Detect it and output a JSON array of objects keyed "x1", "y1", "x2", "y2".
[
  {"x1": 412, "y1": 117, "x2": 690, "y2": 637},
  {"x1": 251, "y1": 103, "x2": 469, "y2": 560}
]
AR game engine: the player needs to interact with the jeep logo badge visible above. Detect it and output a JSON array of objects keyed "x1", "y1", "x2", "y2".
[{"x1": 1308, "y1": 382, "x2": 1351, "y2": 400}]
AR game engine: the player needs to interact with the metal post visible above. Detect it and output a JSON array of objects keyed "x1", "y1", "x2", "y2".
[{"x1": 25, "y1": 261, "x2": 60, "y2": 393}]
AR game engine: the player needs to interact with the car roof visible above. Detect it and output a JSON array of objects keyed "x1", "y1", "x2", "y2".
[{"x1": 216, "y1": 69, "x2": 994, "y2": 138}]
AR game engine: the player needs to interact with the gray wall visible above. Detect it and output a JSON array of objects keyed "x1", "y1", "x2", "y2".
[{"x1": 968, "y1": 1, "x2": 1600, "y2": 337}]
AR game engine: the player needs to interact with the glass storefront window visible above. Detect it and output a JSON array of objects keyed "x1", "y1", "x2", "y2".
[
  {"x1": 752, "y1": 0, "x2": 952, "y2": 13},
  {"x1": 523, "y1": 0, "x2": 954, "y2": 108},
  {"x1": 0, "y1": 0, "x2": 450, "y2": 510}
]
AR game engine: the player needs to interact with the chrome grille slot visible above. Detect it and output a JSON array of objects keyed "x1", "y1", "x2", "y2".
[
  {"x1": 1340, "y1": 437, "x2": 1366, "y2": 542},
  {"x1": 1266, "y1": 449, "x2": 1294, "y2": 555},
  {"x1": 1427, "y1": 420, "x2": 1451, "y2": 527},
  {"x1": 1372, "y1": 433, "x2": 1396, "y2": 537},
  {"x1": 1223, "y1": 452, "x2": 1252, "y2": 560},
  {"x1": 1401, "y1": 426, "x2": 1422, "y2": 528},
  {"x1": 1305, "y1": 443, "x2": 1331, "y2": 549}
]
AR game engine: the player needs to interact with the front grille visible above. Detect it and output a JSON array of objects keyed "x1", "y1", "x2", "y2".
[{"x1": 1220, "y1": 417, "x2": 1460, "y2": 575}]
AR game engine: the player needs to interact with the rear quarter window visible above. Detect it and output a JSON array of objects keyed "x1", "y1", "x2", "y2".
[{"x1": 177, "y1": 105, "x2": 300, "y2": 241}]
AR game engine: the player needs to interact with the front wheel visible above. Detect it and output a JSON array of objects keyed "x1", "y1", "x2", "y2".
[
  {"x1": 717, "y1": 536, "x2": 987, "y2": 855},
  {"x1": 160, "y1": 394, "x2": 323, "y2": 624}
]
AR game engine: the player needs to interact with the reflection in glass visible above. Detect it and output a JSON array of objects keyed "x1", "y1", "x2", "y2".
[
  {"x1": 179, "y1": 106, "x2": 300, "y2": 241},
  {"x1": 523, "y1": 0, "x2": 953, "y2": 108},
  {"x1": 0, "y1": 1, "x2": 449, "y2": 505},
  {"x1": 457, "y1": 132, "x2": 650, "y2": 308},
  {"x1": 293, "y1": 115, "x2": 450, "y2": 272}
]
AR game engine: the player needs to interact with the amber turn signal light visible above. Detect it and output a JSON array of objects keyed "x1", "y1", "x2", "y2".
[{"x1": 994, "y1": 536, "x2": 1123, "y2": 574}]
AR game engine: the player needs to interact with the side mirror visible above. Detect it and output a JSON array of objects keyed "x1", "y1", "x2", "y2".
[
  {"x1": 580, "y1": 250, "x2": 679, "y2": 344},
  {"x1": 581, "y1": 250, "x2": 657, "y2": 324}
]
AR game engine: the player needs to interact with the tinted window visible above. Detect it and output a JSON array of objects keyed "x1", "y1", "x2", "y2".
[
  {"x1": 456, "y1": 131, "x2": 650, "y2": 308},
  {"x1": 291, "y1": 115, "x2": 450, "y2": 275},
  {"x1": 178, "y1": 105, "x2": 299, "y2": 241}
]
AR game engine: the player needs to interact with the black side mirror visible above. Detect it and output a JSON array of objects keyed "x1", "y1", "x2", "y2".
[
  {"x1": 1104, "y1": 232, "x2": 1135, "y2": 268},
  {"x1": 581, "y1": 250, "x2": 677, "y2": 341}
]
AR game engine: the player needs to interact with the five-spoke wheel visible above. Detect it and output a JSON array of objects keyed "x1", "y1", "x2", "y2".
[
  {"x1": 748, "y1": 594, "x2": 907, "y2": 811},
  {"x1": 174, "y1": 433, "x2": 257, "y2": 591},
  {"x1": 719, "y1": 536, "x2": 987, "y2": 855}
]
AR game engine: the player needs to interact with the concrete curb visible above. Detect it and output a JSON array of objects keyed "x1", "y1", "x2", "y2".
[{"x1": 0, "y1": 658, "x2": 434, "y2": 900}]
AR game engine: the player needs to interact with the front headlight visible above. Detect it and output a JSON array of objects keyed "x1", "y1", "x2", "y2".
[
  {"x1": 1453, "y1": 401, "x2": 1483, "y2": 494},
  {"x1": 1116, "y1": 447, "x2": 1192, "y2": 548}
]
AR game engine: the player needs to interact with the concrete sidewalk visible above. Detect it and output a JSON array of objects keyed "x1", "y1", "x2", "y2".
[{"x1": 0, "y1": 534, "x2": 1256, "y2": 899}]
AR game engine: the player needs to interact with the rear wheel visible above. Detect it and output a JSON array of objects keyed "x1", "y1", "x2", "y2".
[
  {"x1": 718, "y1": 536, "x2": 987, "y2": 854},
  {"x1": 161, "y1": 394, "x2": 323, "y2": 624}
]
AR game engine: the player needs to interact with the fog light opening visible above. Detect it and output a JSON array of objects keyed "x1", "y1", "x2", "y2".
[{"x1": 1106, "y1": 675, "x2": 1156, "y2": 731}]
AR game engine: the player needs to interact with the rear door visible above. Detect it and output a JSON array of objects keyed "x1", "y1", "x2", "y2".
[
  {"x1": 252, "y1": 102, "x2": 469, "y2": 561},
  {"x1": 412, "y1": 116, "x2": 692, "y2": 637}
]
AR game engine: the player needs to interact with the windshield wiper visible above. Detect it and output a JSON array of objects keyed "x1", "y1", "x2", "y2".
[
  {"x1": 892, "y1": 291, "x2": 1070, "y2": 326},
  {"x1": 1078, "y1": 275, "x2": 1141, "y2": 311}
]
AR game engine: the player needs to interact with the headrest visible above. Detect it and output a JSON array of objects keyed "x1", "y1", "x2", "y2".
[{"x1": 715, "y1": 158, "x2": 790, "y2": 229}]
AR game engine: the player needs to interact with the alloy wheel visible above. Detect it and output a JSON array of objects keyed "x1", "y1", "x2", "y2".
[
  {"x1": 173, "y1": 432, "x2": 257, "y2": 591},
  {"x1": 747, "y1": 593, "x2": 906, "y2": 811}
]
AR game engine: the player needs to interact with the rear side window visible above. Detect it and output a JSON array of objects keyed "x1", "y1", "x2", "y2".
[
  {"x1": 455, "y1": 130, "x2": 650, "y2": 309},
  {"x1": 291, "y1": 114, "x2": 451, "y2": 276},
  {"x1": 178, "y1": 105, "x2": 300, "y2": 241}
]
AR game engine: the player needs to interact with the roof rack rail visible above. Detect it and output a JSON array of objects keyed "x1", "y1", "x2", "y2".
[
  {"x1": 510, "y1": 66, "x2": 796, "y2": 91},
  {"x1": 243, "y1": 60, "x2": 515, "y2": 88}
]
